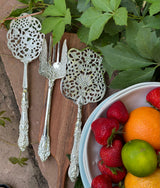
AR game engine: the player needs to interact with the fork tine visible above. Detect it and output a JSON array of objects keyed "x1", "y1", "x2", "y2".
[
  {"x1": 48, "y1": 36, "x2": 53, "y2": 64},
  {"x1": 52, "y1": 44, "x2": 56, "y2": 63},
  {"x1": 56, "y1": 41, "x2": 60, "y2": 63}
]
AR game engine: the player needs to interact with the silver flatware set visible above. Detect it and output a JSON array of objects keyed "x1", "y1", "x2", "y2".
[{"x1": 7, "y1": 13, "x2": 106, "y2": 182}]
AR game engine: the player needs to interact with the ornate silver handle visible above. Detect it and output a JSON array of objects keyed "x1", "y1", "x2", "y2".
[
  {"x1": 38, "y1": 79, "x2": 54, "y2": 161},
  {"x1": 68, "y1": 103, "x2": 82, "y2": 182},
  {"x1": 18, "y1": 62, "x2": 29, "y2": 151}
]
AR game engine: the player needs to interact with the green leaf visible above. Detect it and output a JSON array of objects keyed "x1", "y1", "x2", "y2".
[
  {"x1": 126, "y1": 20, "x2": 144, "y2": 52},
  {"x1": 52, "y1": 20, "x2": 65, "y2": 44},
  {"x1": 41, "y1": 17, "x2": 62, "y2": 34},
  {"x1": 77, "y1": 26, "x2": 90, "y2": 44},
  {"x1": 88, "y1": 13, "x2": 112, "y2": 43},
  {"x1": 149, "y1": 2, "x2": 160, "y2": 16},
  {"x1": 93, "y1": 32, "x2": 119, "y2": 47},
  {"x1": 113, "y1": 7, "x2": 128, "y2": 26},
  {"x1": 17, "y1": 0, "x2": 29, "y2": 4},
  {"x1": 99, "y1": 43, "x2": 154, "y2": 71},
  {"x1": 42, "y1": 5, "x2": 65, "y2": 16},
  {"x1": 135, "y1": 0, "x2": 144, "y2": 7},
  {"x1": 121, "y1": 0, "x2": 140, "y2": 16},
  {"x1": 74, "y1": 175, "x2": 84, "y2": 188},
  {"x1": 64, "y1": 8, "x2": 71, "y2": 24},
  {"x1": 151, "y1": 42, "x2": 160, "y2": 63},
  {"x1": 54, "y1": 0, "x2": 66, "y2": 13},
  {"x1": 44, "y1": 0, "x2": 54, "y2": 4},
  {"x1": 9, "y1": 157, "x2": 19, "y2": 164},
  {"x1": 77, "y1": 7, "x2": 102, "y2": 27},
  {"x1": 135, "y1": 27, "x2": 160, "y2": 60},
  {"x1": 77, "y1": 0, "x2": 91, "y2": 12},
  {"x1": 110, "y1": 68, "x2": 155, "y2": 89},
  {"x1": 143, "y1": 15, "x2": 160, "y2": 29},
  {"x1": 91, "y1": 0, "x2": 112, "y2": 12},
  {"x1": 0, "y1": 119, "x2": 5, "y2": 127},
  {"x1": 9, "y1": 157, "x2": 28, "y2": 167},
  {"x1": 110, "y1": 0, "x2": 121, "y2": 11},
  {"x1": 1, "y1": 117, "x2": 11, "y2": 122},
  {"x1": 0, "y1": 111, "x2": 6, "y2": 116},
  {"x1": 104, "y1": 18, "x2": 124, "y2": 36}
]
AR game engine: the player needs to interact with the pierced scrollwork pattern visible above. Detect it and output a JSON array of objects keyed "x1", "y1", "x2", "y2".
[
  {"x1": 61, "y1": 48, "x2": 106, "y2": 105},
  {"x1": 7, "y1": 13, "x2": 44, "y2": 151},
  {"x1": 61, "y1": 48, "x2": 106, "y2": 182},
  {"x1": 7, "y1": 13, "x2": 44, "y2": 63}
]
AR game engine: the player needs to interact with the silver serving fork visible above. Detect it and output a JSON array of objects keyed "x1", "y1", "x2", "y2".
[{"x1": 38, "y1": 36, "x2": 67, "y2": 161}]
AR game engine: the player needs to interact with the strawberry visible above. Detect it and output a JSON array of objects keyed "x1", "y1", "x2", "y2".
[
  {"x1": 98, "y1": 160, "x2": 126, "y2": 183},
  {"x1": 91, "y1": 174, "x2": 112, "y2": 188},
  {"x1": 91, "y1": 118, "x2": 119, "y2": 145},
  {"x1": 107, "y1": 100, "x2": 129, "y2": 124},
  {"x1": 146, "y1": 87, "x2": 160, "y2": 111},
  {"x1": 100, "y1": 138, "x2": 123, "y2": 167}
]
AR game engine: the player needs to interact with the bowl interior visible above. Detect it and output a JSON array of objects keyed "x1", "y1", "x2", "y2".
[{"x1": 79, "y1": 82, "x2": 160, "y2": 188}]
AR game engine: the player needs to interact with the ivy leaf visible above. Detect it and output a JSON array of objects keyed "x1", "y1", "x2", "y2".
[
  {"x1": 126, "y1": 20, "x2": 143, "y2": 52},
  {"x1": 104, "y1": 18, "x2": 124, "y2": 36},
  {"x1": 91, "y1": 0, "x2": 112, "y2": 12},
  {"x1": 121, "y1": 0, "x2": 140, "y2": 16},
  {"x1": 77, "y1": 7, "x2": 102, "y2": 27},
  {"x1": 42, "y1": 5, "x2": 65, "y2": 16},
  {"x1": 110, "y1": 68, "x2": 155, "y2": 89},
  {"x1": 110, "y1": 0, "x2": 121, "y2": 11},
  {"x1": 135, "y1": 27, "x2": 160, "y2": 60},
  {"x1": 77, "y1": 0, "x2": 91, "y2": 12},
  {"x1": 44, "y1": 0, "x2": 54, "y2": 4},
  {"x1": 17, "y1": 0, "x2": 29, "y2": 4},
  {"x1": 113, "y1": 7, "x2": 128, "y2": 26},
  {"x1": 143, "y1": 15, "x2": 160, "y2": 29},
  {"x1": 52, "y1": 20, "x2": 65, "y2": 44},
  {"x1": 54, "y1": 0, "x2": 66, "y2": 13},
  {"x1": 88, "y1": 13, "x2": 112, "y2": 43},
  {"x1": 99, "y1": 43, "x2": 153, "y2": 71},
  {"x1": 149, "y1": 2, "x2": 160, "y2": 16},
  {"x1": 77, "y1": 26, "x2": 90, "y2": 44},
  {"x1": 64, "y1": 9, "x2": 71, "y2": 24},
  {"x1": 41, "y1": 17, "x2": 62, "y2": 34}
]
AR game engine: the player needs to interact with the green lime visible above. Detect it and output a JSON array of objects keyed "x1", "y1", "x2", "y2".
[{"x1": 121, "y1": 139, "x2": 157, "y2": 177}]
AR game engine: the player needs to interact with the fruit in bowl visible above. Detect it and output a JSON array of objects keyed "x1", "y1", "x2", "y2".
[{"x1": 79, "y1": 82, "x2": 160, "y2": 188}]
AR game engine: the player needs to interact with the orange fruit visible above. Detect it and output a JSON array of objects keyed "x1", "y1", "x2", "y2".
[
  {"x1": 123, "y1": 106, "x2": 160, "y2": 149},
  {"x1": 121, "y1": 139, "x2": 157, "y2": 177},
  {"x1": 124, "y1": 168, "x2": 160, "y2": 188}
]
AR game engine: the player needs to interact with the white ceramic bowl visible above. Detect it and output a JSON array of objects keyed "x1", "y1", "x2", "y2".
[{"x1": 79, "y1": 82, "x2": 160, "y2": 188}]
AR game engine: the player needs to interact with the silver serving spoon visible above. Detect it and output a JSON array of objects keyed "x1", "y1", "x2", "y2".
[
  {"x1": 7, "y1": 13, "x2": 44, "y2": 151},
  {"x1": 60, "y1": 48, "x2": 106, "y2": 182}
]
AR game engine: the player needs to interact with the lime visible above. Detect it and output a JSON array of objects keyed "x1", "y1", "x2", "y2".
[{"x1": 121, "y1": 139, "x2": 157, "y2": 177}]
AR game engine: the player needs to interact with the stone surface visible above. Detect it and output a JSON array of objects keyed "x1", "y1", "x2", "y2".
[{"x1": 0, "y1": 57, "x2": 49, "y2": 188}]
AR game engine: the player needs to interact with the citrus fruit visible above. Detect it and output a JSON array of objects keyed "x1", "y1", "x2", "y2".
[
  {"x1": 123, "y1": 106, "x2": 160, "y2": 149},
  {"x1": 124, "y1": 168, "x2": 160, "y2": 188},
  {"x1": 121, "y1": 139, "x2": 157, "y2": 177}
]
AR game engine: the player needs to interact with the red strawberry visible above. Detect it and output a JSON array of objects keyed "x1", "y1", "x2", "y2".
[
  {"x1": 98, "y1": 160, "x2": 126, "y2": 183},
  {"x1": 146, "y1": 87, "x2": 160, "y2": 110},
  {"x1": 91, "y1": 174, "x2": 112, "y2": 188},
  {"x1": 91, "y1": 118, "x2": 119, "y2": 145},
  {"x1": 100, "y1": 138, "x2": 123, "y2": 167},
  {"x1": 107, "y1": 100, "x2": 129, "y2": 124}
]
